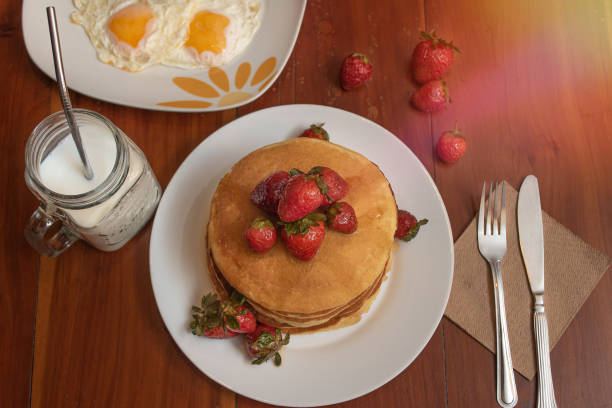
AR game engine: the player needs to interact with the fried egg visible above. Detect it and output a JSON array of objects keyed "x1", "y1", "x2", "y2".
[{"x1": 71, "y1": 0, "x2": 262, "y2": 72}]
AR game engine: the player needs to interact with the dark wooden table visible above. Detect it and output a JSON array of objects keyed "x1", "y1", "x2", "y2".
[{"x1": 2, "y1": 0, "x2": 611, "y2": 407}]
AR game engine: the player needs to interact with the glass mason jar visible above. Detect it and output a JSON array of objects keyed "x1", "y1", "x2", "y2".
[{"x1": 24, "y1": 109, "x2": 162, "y2": 257}]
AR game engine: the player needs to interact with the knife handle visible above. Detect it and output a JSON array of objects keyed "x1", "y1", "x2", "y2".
[
  {"x1": 534, "y1": 298, "x2": 558, "y2": 408},
  {"x1": 491, "y1": 261, "x2": 518, "y2": 408}
]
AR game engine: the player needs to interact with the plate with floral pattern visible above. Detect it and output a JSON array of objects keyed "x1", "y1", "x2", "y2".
[{"x1": 22, "y1": 0, "x2": 306, "y2": 111}]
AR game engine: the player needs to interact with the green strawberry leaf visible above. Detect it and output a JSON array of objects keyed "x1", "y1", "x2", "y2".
[
  {"x1": 279, "y1": 212, "x2": 326, "y2": 235},
  {"x1": 229, "y1": 290, "x2": 246, "y2": 306},
  {"x1": 401, "y1": 218, "x2": 429, "y2": 242},
  {"x1": 251, "y1": 217, "x2": 274, "y2": 229},
  {"x1": 307, "y1": 166, "x2": 324, "y2": 175},
  {"x1": 274, "y1": 353, "x2": 282, "y2": 366},
  {"x1": 288, "y1": 168, "x2": 304, "y2": 177},
  {"x1": 252, "y1": 331, "x2": 274, "y2": 352},
  {"x1": 225, "y1": 315, "x2": 239, "y2": 330}
]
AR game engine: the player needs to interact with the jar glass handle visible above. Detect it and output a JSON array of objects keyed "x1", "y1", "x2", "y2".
[{"x1": 24, "y1": 206, "x2": 79, "y2": 257}]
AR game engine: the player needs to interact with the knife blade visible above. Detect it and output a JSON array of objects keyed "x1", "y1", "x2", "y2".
[
  {"x1": 517, "y1": 175, "x2": 545, "y2": 295},
  {"x1": 517, "y1": 175, "x2": 558, "y2": 408}
]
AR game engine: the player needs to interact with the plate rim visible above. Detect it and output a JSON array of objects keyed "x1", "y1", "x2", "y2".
[{"x1": 149, "y1": 104, "x2": 454, "y2": 406}]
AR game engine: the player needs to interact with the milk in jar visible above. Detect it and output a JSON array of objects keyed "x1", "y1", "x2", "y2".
[{"x1": 25, "y1": 110, "x2": 162, "y2": 255}]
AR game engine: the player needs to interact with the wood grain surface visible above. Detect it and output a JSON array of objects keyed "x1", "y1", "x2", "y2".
[{"x1": 1, "y1": 0, "x2": 610, "y2": 407}]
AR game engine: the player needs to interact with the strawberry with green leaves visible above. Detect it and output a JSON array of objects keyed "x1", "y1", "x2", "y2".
[
  {"x1": 277, "y1": 171, "x2": 326, "y2": 222},
  {"x1": 245, "y1": 217, "x2": 277, "y2": 253},
  {"x1": 412, "y1": 30, "x2": 460, "y2": 84},
  {"x1": 395, "y1": 210, "x2": 428, "y2": 242},
  {"x1": 190, "y1": 292, "x2": 256, "y2": 338},
  {"x1": 300, "y1": 123, "x2": 329, "y2": 141},
  {"x1": 307, "y1": 166, "x2": 348, "y2": 205},
  {"x1": 279, "y1": 212, "x2": 327, "y2": 261},
  {"x1": 221, "y1": 292, "x2": 257, "y2": 334},
  {"x1": 326, "y1": 201, "x2": 357, "y2": 233},
  {"x1": 245, "y1": 324, "x2": 290, "y2": 366}
]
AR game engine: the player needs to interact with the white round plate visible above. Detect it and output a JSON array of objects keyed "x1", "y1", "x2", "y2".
[
  {"x1": 22, "y1": 0, "x2": 306, "y2": 112},
  {"x1": 149, "y1": 105, "x2": 453, "y2": 407}
]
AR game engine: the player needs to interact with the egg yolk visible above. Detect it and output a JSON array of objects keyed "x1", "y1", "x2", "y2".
[
  {"x1": 107, "y1": 4, "x2": 154, "y2": 48},
  {"x1": 185, "y1": 11, "x2": 230, "y2": 55}
]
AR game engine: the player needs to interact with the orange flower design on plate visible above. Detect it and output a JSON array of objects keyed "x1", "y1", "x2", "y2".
[{"x1": 158, "y1": 57, "x2": 277, "y2": 109}]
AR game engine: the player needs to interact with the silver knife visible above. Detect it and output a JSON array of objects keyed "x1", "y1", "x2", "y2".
[{"x1": 517, "y1": 175, "x2": 558, "y2": 408}]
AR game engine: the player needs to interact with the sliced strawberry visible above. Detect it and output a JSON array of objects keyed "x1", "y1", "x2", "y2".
[
  {"x1": 327, "y1": 202, "x2": 357, "y2": 233},
  {"x1": 245, "y1": 324, "x2": 291, "y2": 366},
  {"x1": 280, "y1": 214, "x2": 327, "y2": 261},
  {"x1": 250, "y1": 171, "x2": 290, "y2": 214},
  {"x1": 277, "y1": 173, "x2": 325, "y2": 222},
  {"x1": 245, "y1": 217, "x2": 277, "y2": 253}
]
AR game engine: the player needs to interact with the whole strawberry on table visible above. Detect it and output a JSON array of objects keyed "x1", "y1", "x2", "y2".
[
  {"x1": 437, "y1": 122, "x2": 467, "y2": 163},
  {"x1": 340, "y1": 53, "x2": 373, "y2": 90},
  {"x1": 410, "y1": 30, "x2": 459, "y2": 113},
  {"x1": 411, "y1": 30, "x2": 460, "y2": 84}
]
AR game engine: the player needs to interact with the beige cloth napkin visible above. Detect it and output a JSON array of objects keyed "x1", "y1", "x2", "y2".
[{"x1": 444, "y1": 183, "x2": 611, "y2": 379}]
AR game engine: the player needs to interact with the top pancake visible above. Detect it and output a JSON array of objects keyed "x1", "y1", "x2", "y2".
[{"x1": 207, "y1": 138, "x2": 397, "y2": 314}]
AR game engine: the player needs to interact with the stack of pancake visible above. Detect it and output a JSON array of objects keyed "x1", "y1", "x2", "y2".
[{"x1": 207, "y1": 138, "x2": 397, "y2": 333}]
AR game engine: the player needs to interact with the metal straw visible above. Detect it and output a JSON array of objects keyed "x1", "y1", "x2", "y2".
[{"x1": 46, "y1": 6, "x2": 94, "y2": 180}]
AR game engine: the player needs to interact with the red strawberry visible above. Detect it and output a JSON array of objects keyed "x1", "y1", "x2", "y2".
[
  {"x1": 307, "y1": 166, "x2": 349, "y2": 205},
  {"x1": 395, "y1": 210, "x2": 428, "y2": 242},
  {"x1": 245, "y1": 217, "x2": 277, "y2": 253},
  {"x1": 436, "y1": 122, "x2": 466, "y2": 163},
  {"x1": 245, "y1": 324, "x2": 290, "y2": 366},
  {"x1": 411, "y1": 80, "x2": 449, "y2": 112},
  {"x1": 327, "y1": 202, "x2": 357, "y2": 233},
  {"x1": 190, "y1": 293, "x2": 240, "y2": 339},
  {"x1": 221, "y1": 292, "x2": 257, "y2": 334},
  {"x1": 340, "y1": 53, "x2": 373, "y2": 90},
  {"x1": 412, "y1": 30, "x2": 460, "y2": 84},
  {"x1": 201, "y1": 325, "x2": 239, "y2": 339},
  {"x1": 277, "y1": 173, "x2": 325, "y2": 222},
  {"x1": 250, "y1": 171, "x2": 290, "y2": 214},
  {"x1": 300, "y1": 123, "x2": 329, "y2": 141},
  {"x1": 280, "y1": 214, "x2": 327, "y2": 261}
]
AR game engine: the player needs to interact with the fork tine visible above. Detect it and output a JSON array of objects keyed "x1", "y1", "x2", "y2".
[
  {"x1": 500, "y1": 181, "x2": 506, "y2": 235},
  {"x1": 492, "y1": 182, "x2": 499, "y2": 235},
  {"x1": 478, "y1": 182, "x2": 486, "y2": 235},
  {"x1": 486, "y1": 182, "x2": 493, "y2": 235}
]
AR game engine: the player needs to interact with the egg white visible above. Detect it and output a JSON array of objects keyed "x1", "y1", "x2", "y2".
[
  {"x1": 163, "y1": 0, "x2": 263, "y2": 69},
  {"x1": 71, "y1": 0, "x2": 262, "y2": 72}
]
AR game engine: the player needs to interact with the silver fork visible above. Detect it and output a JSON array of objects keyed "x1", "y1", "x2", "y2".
[{"x1": 477, "y1": 181, "x2": 518, "y2": 408}]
